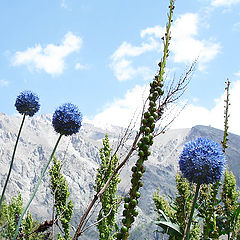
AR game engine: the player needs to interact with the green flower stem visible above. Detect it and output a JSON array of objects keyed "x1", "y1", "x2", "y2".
[
  {"x1": 13, "y1": 134, "x2": 63, "y2": 239},
  {"x1": 0, "y1": 113, "x2": 26, "y2": 210},
  {"x1": 184, "y1": 183, "x2": 200, "y2": 240}
]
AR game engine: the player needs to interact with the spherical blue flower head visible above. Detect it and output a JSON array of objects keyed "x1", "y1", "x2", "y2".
[
  {"x1": 15, "y1": 90, "x2": 40, "y2": 117},
  {"x1": 52, "y1": 103, "x2": 82, "y2": 136},
  {"x1": 179, "y1": 137, "x2": 226, "y2": 184}
]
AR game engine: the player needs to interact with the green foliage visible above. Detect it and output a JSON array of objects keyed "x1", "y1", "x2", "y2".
[
  {"x1": 49, "y1": 156, "x2": 74, "y2": 240},
  {"x1": 153, "y1": 174, "x2": 200, "y2": 240},
  {"x1": 220, "y1": 169, "x2": 240, "y2": 239},
  {"x1": 95, "y1": 134, "x2": 120, "y2": 240},
  {"x1": 0, "y1": 193, "x2": 24, "y2": 238},
  {"x1": 198, "y1": 182, "x2": 222, "y2": 239},
  {"x1": 0, "y1": 193, "x2": 44, "y2": 239},
  {"x1": 153, "y1": 171, "x2": 240, "y2": 240}
]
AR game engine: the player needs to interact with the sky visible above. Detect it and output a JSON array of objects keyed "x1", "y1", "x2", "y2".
[{"x1": 1, "y1": 0, "x2": 240, "y2": 135}]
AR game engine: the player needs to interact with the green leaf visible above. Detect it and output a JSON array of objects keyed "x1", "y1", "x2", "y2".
[
  {"x1": 155, "y1": 220, "x2": 183, "y2": 236},
  {"x1": 231, "y1": 204, "x2": 240, "y2": 223}
]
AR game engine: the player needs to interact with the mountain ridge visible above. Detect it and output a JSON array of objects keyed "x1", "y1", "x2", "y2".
[{"x1": 0, "y1": 113, "x2": 239, "y2": 239}]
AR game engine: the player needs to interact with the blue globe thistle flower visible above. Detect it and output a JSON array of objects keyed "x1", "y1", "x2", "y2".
[
  {"x1": 15, "y1": 90, "x2": 40, "y2": 117},
  {"x1": 52, "y1": 103, "x2": 82, "y2": 136},
  {"x1": 179, "y1": 137, "x2": 226, "y2": 184}
]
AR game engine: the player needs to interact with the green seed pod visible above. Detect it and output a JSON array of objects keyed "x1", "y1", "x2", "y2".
[
  {"x1": 123, "y1": 210, "x2": 128, "y2": 216},
  {"x1": 124, "y1": 197, "x2": 130, "y2": 203},
  {"x1": 131, "y1": 178, "x2": 136, "y2": 184},
  {"x1": 137, "y1": 141, "x2": 143, "y2": 148},
  {"x1": 140, "y1": 126, "x2": 145, "y2": 133},
  {"x1": 135, "y1": 160, "x2": 141, "y2": 167},
  {"x1": 144, "y1": 111, "x2": 151, "y2": 118},
  {"x1": 139, "y1": 150, "x2": 144, "y2": 157},
  {"x1": 149, "y1": 116, "x2": 155, "y2": 123},
  {"x1": 149, "y1": 101, "x2": 156, "y2": 107},
  {"x1": 142, "y1": 118, "x2": 148, "y2": 126},
  {"x1": 133, "y1": 209, "x2": 139, "y2": 216},
  {"x1": 124, "y1": 203, "x2": 130, "y2": 209},
  {"x1": 153, "y1": 91, "x2": 159, "y2": 98},
  {"x1": 150, "y1": 106, "x2": 157, "y2": 113},
  {"x1": 136, "y1": 192, "x2": 141, "y2": 198},
  {"x1": 139, "y1": 181, "x2": 143, "y2": 187},
  {"x1": 142, "y1": 136, "x2": 149, "y2": 144},
  {"x1": 148, "y1": 94, "x2": 154, "y2": 101},
  {"x1": 122, "y1": 218, "x2": 127, "y2": 224},
  {"x1": 141, "y1": 166, "x2": 146, "y2": 173},
  {"x1": 131, "y1": 199, "x2": 138, "y2": 206},
  {"x1": 158, "y1": 89, "x2": 164, "y2": 95},
  {"x1": 153, "y1": 112, "x2": 158, "y2": 120},
  {"x1": 132, "y1": 172, "x2": 137, "y2": 178},
  {"x1": 145, "y1": 127, "x2": 151, "y2": 134},
  {"x1": 142, "y1": 144, "x2": 149, "y2": 152},
  {"x1": 131, "y1": 166, "x2": 137, "y2": 172},
  {"x1": 137, "y1": 171, "x2": 143, "y2": 177},
  {"x1": 153, "y1": 80, "x2": 158, "y2": 86},
  {"x1": 121, "y1": 226, "x2": 128, "y2": 233}
]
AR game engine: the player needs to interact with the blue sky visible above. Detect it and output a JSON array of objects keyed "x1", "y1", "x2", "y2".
[{"x1": 1, "y1": 0, "x2": 240, "y2": 134}]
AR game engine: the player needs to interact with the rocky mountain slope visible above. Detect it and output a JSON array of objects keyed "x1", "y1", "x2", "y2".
[{"x1": 0, "y1": 113, "x2": 239, "y2": 239}]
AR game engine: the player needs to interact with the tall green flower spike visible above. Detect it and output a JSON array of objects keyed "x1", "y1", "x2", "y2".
[{"x1": 116, "y1": 1, "x2": 176, "y2": 239}]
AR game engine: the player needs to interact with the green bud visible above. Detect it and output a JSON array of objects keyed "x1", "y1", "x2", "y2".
[
  {"x1": 121, "y1": 226, "x2": 128, "y2": 233},
  {"x1": 142, "y1": 136, "x2": 149, "y2": 144},
  {"x1": 136, "y1": 192, "x2": 141, "y2": 198},
  {"x1": 142, "y1": 118, "x2": 148, "y2": 125},
  {"x1": 133, "y1": 209, "x2": 139, "y2": 216},
  {"x1": 131, "y1": 199, "x2": 138, "y2": 206},
  {"x1": 149, "y1": 101, "x2": 156, "y2": 107},
  {"x1": 144, "y1": 111, "x2": 151, "y2": 118},
  {"x1": 124, "y1": 203, "x2": 130, "y2": 209},
  {"x1": 149, "y1": 116, "x2": 155, "y2": 123},
  {"x1": 145, "y1": 127, "x2": 151, "y2": 134},
  {"x1": 139, "y1": 150, "x2": 144, "y2": 157},
  {"x1": 139, "y1": 181, "x2": 143, "y2": 187}
]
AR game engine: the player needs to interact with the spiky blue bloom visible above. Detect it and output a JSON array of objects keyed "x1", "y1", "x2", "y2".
[
  {"x1": 52, "y1": 103, "x2": 82, "y2": 136},
  {"x1": 15, "y1": 90, "x2": 40, "y2": 117},
  {"x1": 179, "y1": 137, "x2": 226, "y2": 184}
]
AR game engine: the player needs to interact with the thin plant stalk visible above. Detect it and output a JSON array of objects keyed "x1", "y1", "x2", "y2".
[
  {"x1": 13, "y1": 134, "x2": 63, "y2": 239},
  {"x1": 184, "y1": 183, "x2": 200, "y2": 240},
  {"x1": 0, "y1": 113, "x2": 26, "y2": 210}
]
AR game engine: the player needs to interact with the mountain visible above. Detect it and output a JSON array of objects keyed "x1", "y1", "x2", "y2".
[{"x1": 0, "y1": 113, "x2": 239, "y2": 239}]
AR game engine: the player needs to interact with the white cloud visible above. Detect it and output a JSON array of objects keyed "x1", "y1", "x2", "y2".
[
  {"x1": 110, "y1": 13, "x2": 220, "y2": 81},
  {"x1": 0, "y1": 79, "x2": 9, "y2": 87},
  {"x1": 90, "y1": 80, "x2": 240, "y2": 135},
  {"x1": 91, "y1": 85, "x2": 149, "y2": 129},
  {"x1": 171, "y1": 13, "x2": 221, "y2": 69},
  {"x1": 211, "y1": 0, "x2": 240, "y2": 7},
  {"x1": 75, "y1": 63, "x2": 88, "y2": 70},
  {"x1": 12, "y1": 32, "x2": 82, "y2": 75},
  {"x1": 110, "y1": 26, "x2": 164, "y2": 81},
  {"x1": 171, "y1": 80, "x2": 240, "y2": 135}
]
